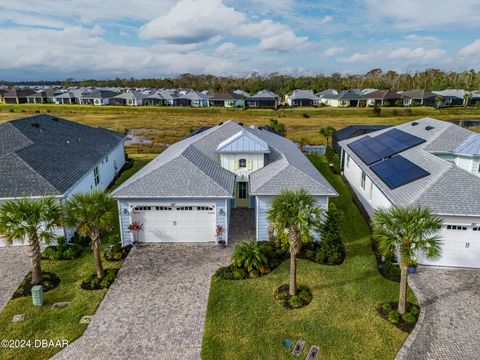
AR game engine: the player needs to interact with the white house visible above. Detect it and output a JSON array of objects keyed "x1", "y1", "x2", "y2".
[
  {"x1": 339, "y1": 118, "x2": 480, "y2": 268},
  {"x1": 0, "y1": 115, "x2": 126, "y2": 246},
  {"x1": 112, "y1": 121, "x2": 337, "y2": 245}
]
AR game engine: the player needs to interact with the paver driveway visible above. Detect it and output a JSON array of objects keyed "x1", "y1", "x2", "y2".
[
  {"x1": 0, "y1": 246, "x2": 30, "y2": 313},
  {"x1": 54, "y1": 244, "x2": 232, "y2": 360},
  {"x1": 397, "y1": 267, "x2": 480, "y2": 360}
]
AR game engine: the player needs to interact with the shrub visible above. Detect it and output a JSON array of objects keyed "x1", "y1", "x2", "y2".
[
  {"x1": 380, "y1": 259, "x2": 401, "y2": 282},
  {"x1": 383, "y1": 303, "x2": 392, "y2": 312},
  {"x1": 403, "y1": 108, "x2": 412, "y2": 115},
  {"x1": 372, "y1": 105, "x2": 381, "y2": 117},
  {"x1": 402, "y1": 312, "x2": 417, "y2": 324},
  {"x1": 62, "y1": 244, "x2": 83, "y2": 259},
  {"x1": 275, "y1": 292, "x2": 287, "y2": 301},
  {"x1": 274, "y1": 284, "x2": 312, "y2": 309},
  {"x1": 409, "y1": 305, "x2": 420, "y2": 316},
  {"x1": 214, "y1": 265, "x2": 248, "y2": 280},
  {"x1": 387, "y1": 310, "x2": 400, "y2": 323},
  {"x1": 392, "y1": 109, "x2": 399, "y2": 116},
  {"x1": 232, "y1": 240, "x2": 270, "y2": 275},
  {"x1": 289, "y1": 295, "x2": 303, "y2": 308},
  {"x1": 70, "y1": 233, "x2": 91, "y2": 247},
  {"x1": 313, "y1": 204, "x2": 346, "y2": 265},
  {"x1": 12, "y1": 271, "x2": 61, "y2": 298},
  {"x1": 42, "y1": 246, "x2": 62, "y2": 260},
  {"x1": 302, "y1": 113, "x2": 310, "y2": 118},
  {"x1": 298, "y1": 285, "x2": 313, "y2": 303},
  {"x1": 81, "y1": 268, "x2": 118, "y2": 290}
]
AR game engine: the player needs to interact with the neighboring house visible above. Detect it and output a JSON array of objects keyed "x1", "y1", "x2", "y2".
[
  {"x1": 400, "y1": 90, "x2": 436, "y2": 106},
  {"x1": 26, "y1": 89, "x2": 57, "y2": 104},
  {"x1": 318, "y1": 90, "x2": 366, "y2": 107},
  {"x1": 285, "y1": 90, "x2": 320, "y2": 107},
  {"x1": 112, "y1": 121, "x2": 337, "y2": 245},
  {"x1": 209, "y1": 91, "x2": 246, "y2": 108},
  {"x1": 0, "y1": 88, "x2": 7, "y2": 103},
  {"x1": 80, "y1": 90, "x2": 118, "y2": 105},
  {"x1": 332, "y1": 125, "x2": 391, "y2": 153},
  {"x1": 0, "y1": 115, "x2": 126, "y2": 246},
  {"x1": 110, "y1": 91, "x2": 146, "y2": 106},
  {"x1": 178, "y1": 90, "x2": 210, "y2": 107},
  {"x1": 432, "y1": 89, "x2": 468, "y2": 106},
  {"x1": 3, "y1": 89, "x2": 36, "y2": 104},
  {"x1": 339, "y1": 118, "x2": 480, "y2": 268},
  {"x1": 143, "y1": 91, "x2": 164, "y2": 106},
  {"x1": 245, "y1": 90, "x2": 280, "y2": 108},
  {"x1": 55, "y1": 90, "x2": 83, "y2": 104},
  {"x1": 364, "y1": 90, "x2": 403, "y2": 106},
  {"x1": 233, "y1": 89, "x2": 250, "y2": 98}
]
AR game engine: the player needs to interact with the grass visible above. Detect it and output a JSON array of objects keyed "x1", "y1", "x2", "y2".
[
  {"x1": 1, "y1": 104, "x2": 479, "y2": 151},
  {"x1": 108, "y1": 153, "x2": 155, "y2": 192},
  {"x1": 201, "y1": 155, "x2": 416, "y2": 360},
  {"x1": 0, "y1": 250, "x2": 123, "y2": 360}
]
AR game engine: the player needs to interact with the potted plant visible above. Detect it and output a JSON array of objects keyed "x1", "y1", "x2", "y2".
[
  {"x1": 408, "y1": 260, "x2": 417, "y2": 274},
  {"x1": 216, "y1": 225, "x2": 225, "y2": 248},
  {"x1": 128, "y1": 222, "x2": 143, "y2": 249}
]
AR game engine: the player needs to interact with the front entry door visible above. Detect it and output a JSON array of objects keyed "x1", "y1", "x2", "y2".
[{"x1": 235, "y1": 182, "x2": 249, "y2": 208}]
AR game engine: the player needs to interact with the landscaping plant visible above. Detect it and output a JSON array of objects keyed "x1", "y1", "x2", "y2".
[
  {"x1": 0, "y1": 197, "x2": 62, "y2": 285},
  {"x1": 65, "y1": 191, "x2": 116, "y2": 280},
  {"x1": 319, "y1": 126, "x2": 336, "y2": 146},
  {"x1": 372, "y1": 205, "x2": 442, "y2": 314},
  {"x1": 232, "y1": 240, "x2": 269, "y2": 276},
  {"x1": 267, "y1": 189, "x2": 321, "y2": 296}
]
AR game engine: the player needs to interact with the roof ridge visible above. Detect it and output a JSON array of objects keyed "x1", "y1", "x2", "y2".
[{"x1": 286, "y1": 162, "x2": 338, "y2": 195}]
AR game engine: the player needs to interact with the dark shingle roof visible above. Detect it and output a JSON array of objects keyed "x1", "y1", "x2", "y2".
[{"x1": 0, "y1": 115, "x2": 125, "y2": 198}]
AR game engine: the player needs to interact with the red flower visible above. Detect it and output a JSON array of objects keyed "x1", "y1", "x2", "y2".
[{"x1": 128, "y1": 222, "x2": 144, "y2": 232}]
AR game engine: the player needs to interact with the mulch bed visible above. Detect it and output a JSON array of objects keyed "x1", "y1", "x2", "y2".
[
  {"x1": 377, "y1": 302, "x2": 419, "y2": 332},
  {"x1": 13, "y1": 271, "x2": 61, "y2": 299}
]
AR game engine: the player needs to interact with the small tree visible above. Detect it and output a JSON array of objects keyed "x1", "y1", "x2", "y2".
[
  {"x1": 315, "y1": 204, "x2": 345, "y2": 264},
  {"x1": 463, "y1": 93, "x2": 472, "y2": 107},
  {"x1": 0, "y1": 197, "x2": 62, "y2": 285},
  {"x1": 65, "y1": 191, "x2": 116, "y2": 279},
  {"x1": 319, "y1": 126, "x2": 336, "y2": 146},
  {"x1": 395, "y1": 99, "x2": 403, "y2": 107},
  {"x1": 268, "y1": 118, "x2": 286, "y2": 136},
  {"x1": 372, "y1": 104, "x2": 382, "y2": 117},
  {"x1": 372, "y1": 206, "x2": 442, "y2": 314},
  {"x1": 435, "y1": 95, "x2": 443, "y2": 109}
]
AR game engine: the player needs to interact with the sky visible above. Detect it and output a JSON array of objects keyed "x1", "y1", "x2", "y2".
[{"x1": 1, "y1": 0, "x2": 480, "y2": 81}]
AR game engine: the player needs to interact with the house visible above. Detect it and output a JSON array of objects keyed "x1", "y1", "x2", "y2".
[
  {"x1": 26, "y1": 89, "x2": 57, "y2": 104},
  {"x1": 110, "y1": 91, "x2": 146, "y2": 106},
  {"x1": 318, "y1": 90, "x2": 366, "y2": 107},
  {"x1": 55, "y1": 90, "x2": 83, "y2": 105},
  {"x1": 339, "y1": 117, "x2": 480, "y2": 268},
  {"x1": 178, "y1": 90, "x2": 210, "y2": 107},
  {"x1": 400, "y1": 90, "x2": 436, "y2": 107},
  {"x1": 245, "y1": 90, "x2": 280, "y2": 108},
  {"x1": 0, "y1": 115, "x2": 126, "y2": 246},
  {"x1": 233, "y1": 90, "x2": 250, "y2": 98},
  {"x1": 209, "y1": 91, "x2": 246, "y2": 108},
  {"x1": 3, "y1": 89, "x2": 36, "y2": 104},
  {"x1": 332, "y1": 125, "x2": 391, "y2": 153},
  {"x1": 80, "y1": 89, "x2": 118, "y2": 105},
  {"x1": 432, "y1": 90, "x2": 468, "y2": 106},
  {"x1": 285, "y1": 90, "x2": 320, "y2": 107},
  {"x1": 0, "y1": 88, "x2": 8, "y2": 104},
  {"x1": 112, "y1": 121, "x2": 337, "y2": 245},
  {"x1": 364, "y1": 90, "x2": 403, "y2": 107}
]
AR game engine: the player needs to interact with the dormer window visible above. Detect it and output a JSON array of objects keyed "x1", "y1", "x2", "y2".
[{"x1": 239, "y1": 159, "x2": 247, "y2": 168}]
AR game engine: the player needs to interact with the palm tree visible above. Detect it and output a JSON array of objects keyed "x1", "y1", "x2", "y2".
[
  {"x1": 372, "y1": 206, "x2": 442, "y2": 314},
  {"x1": 0, "y1": 197, "x2": 62, "y2": 285},
  {"x1": 435, "y1": 95, "x2": 443, "y2": 109},
  {"x1": 65, "y1": 191, "x2": 116, "y2": 279},
  {"x1": 319, "y1": 126, "x2": 336, "y2": 146},
  {"x1": 267, "y1": 189, "x2": 321, "y2": 296},
  {"x1": 463, "y1": 93, "x2": 472, "y2": 107}
]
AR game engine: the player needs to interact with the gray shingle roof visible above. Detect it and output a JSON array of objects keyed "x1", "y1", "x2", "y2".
[
  {"x1": 289, "y1": 90, "x2": 320, "y2": 101},
  {"x1": 112, "y1": 121, "x2": 337, "y2": 199},
  {"x1": 339, "y1": 117, "x2": 480, "y2": 216},
  {"x1": 0, "y1": 115, "x2": 125, "y2": 198}
]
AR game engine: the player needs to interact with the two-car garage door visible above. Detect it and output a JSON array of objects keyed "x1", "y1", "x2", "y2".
[{"x1": 131, "y1": 205, "x2": 216, "y2": 243}]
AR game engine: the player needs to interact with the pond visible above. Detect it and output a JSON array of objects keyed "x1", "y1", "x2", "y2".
[
  {"x1": 124, "y1": 128, "x2": 155, "y2": 146},
  {"x1": 449, "y1": 119, "x2": 480, "y2": 129}
]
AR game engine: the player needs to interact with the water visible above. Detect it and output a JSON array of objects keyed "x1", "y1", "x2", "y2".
[
  {"x1": 449, "y1": 119, "x2": 480, "y2": 129},
  {"x1": 124, "y1": 128, "x2": 154, "y2": 146}
]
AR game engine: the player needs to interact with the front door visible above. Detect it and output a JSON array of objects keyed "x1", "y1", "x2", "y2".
[{"x1": 235, "y1": 182, "x2": 249, "y2": 208}]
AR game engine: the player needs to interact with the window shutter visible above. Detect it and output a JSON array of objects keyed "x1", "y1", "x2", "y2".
[
  {"x1": 234, "y1": 160, "x2": 239, "y2": 170},
  {"x1": 247, "y1": 159, "x2": 253, "y2": 170}
]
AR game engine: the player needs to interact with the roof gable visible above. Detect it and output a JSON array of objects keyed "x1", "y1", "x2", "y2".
[{"x1": 216, "y1": 130, "x2": 270, "y2": 154}]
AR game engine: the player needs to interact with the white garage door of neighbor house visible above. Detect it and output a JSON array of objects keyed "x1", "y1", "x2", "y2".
[
  {"x1": 131, "y1": 205, "x2": 216, "y2": 243},
  {"x1": 421, "y1": 225, "x2": 480, "y2": 268}
]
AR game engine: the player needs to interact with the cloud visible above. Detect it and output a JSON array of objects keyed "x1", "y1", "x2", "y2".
[
  {"x1": 319, "y1": 15, "x2": 333, "y2": 24},
  {"x1": 338, "y1": 50, "x2": 382, "y2": 63},
  {"x1": 458, "y1": 39, "x2": 480, "y2": 57},
  {"x1": 215, "y1": 42, "x2": 237, "y2": 55},
  {"x1": 387, "y1": 47, "x2": 448, "y2": 63},
  {"x1": 323, "y1": 46, "x2": 345, "y2": 57},
  {"x1": 258, "y1": 31, "x2": 308, "y2": 51}
]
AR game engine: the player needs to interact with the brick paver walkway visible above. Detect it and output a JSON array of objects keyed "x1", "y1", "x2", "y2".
[
  {"x1": 0, "y1": 246, "x2": 30, "y2": 313},
  {"x1": 54, "y1": 243, "x2": 234, "y2": 360},
  {"x1": 397, "y1": 267, "x2": 480, "y2": 360}
]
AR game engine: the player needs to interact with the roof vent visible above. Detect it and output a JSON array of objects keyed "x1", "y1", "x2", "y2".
[
  {"x1": 51, "y1": 117, "x2": 59, "y2": 121},
  {"x1": 218, "y1": 122, "x2": 223, "y2": 126},
  {"x1": 31, "y1": 123, "x2": 40, "y2": 128},
  {"x1": 411, "y1": 122, "x2": 418, "y2": 126},
  {"x1": 239, "y1": 122, "x2": 244, "y2": 126},
  {"x1": 425, "y1": 126, "x2": 434, "y2": 131}
]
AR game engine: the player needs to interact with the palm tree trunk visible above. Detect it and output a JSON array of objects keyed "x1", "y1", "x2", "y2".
[
  {"x1": 30, "y1": 235, "x2": 42, "y2": 285},
  {"x1": 398, "y1": 263, "x2": 408, "y2": 314},
  {"x1": 92, "y1": 236, "x2": 104, "y2": 279},
  {"x1": 289, "y1": 250, "x2": 297, "y2": 296}
]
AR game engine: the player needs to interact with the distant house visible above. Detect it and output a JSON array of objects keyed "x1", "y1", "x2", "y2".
[
  {"x1": 332, "y1": 125, "x2": 391, "y2": 153},
  {"x1": 80, "y1": 90, "x2": 118, "y2": 105},
  {"x1": 285, "y1": 90, "x2": 320, "y2": 107},
  {"x1": 0, "y1": 89, "x2": 7, "y2": 104},
  {"x1": 55, "y1": 90, "x2": 82, "y2": 105},
  {"x1": 364, "y1": 90, "x2": 403, "y2": 107},
  {"x1": 400, "y1": 90, "x2": 436, "y2": 107},
  {"x1": 318, "y1": 90, "x2": 366, "y2": 107},
  {"x1": 4, "y1": 89, "x2": 36, "y2": 104},
  {"x1": 0, "y1": 115, "x2": 126, "y2": 246},
  {"x1": 26, "y1": 89, "x2": 57, "y2": 104},
  {"x1": 209, "y1": 91, "x2": 245, "y2": 108},
  {"x1": 432, "y1": 90, "x2": 468, "y2": 106},
  {"x1": 233, "y1": 90, "x2": 250, "y2": 98},
  {"x1": 246, "y1": 90, "x2": 280, "y2": 108},
  {"x1": 179, "y1": 91, "x2": 210, "y2": 107},
  {"x1": 110, "y1": 91, "x2": 146, "y2": 106}
]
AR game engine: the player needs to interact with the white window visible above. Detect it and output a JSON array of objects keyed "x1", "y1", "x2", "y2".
[
  {"x1": 473, "y1": 227, "x2": 479, "y2": 231},
  {"x1": 94, "y1": 166, "x2": 100, "y2": 185},
  {"x1": 361, "y1": 171, "x2": 366, "y2": 190},
  {"x1": 239, "y1": 158, "x2": 247, "y2": 168},
  {"x1": 446, "y1": 225, "x2": 467, "y2": 231}
]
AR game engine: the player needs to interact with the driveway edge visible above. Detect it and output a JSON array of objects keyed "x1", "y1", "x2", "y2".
[{"x1": 394, "y1": 269, "x2": 426, "y2": 360}]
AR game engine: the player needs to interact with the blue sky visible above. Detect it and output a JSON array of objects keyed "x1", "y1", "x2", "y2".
[{"x1": 0, "y1": 0, "x2": 480, "y2": 81}]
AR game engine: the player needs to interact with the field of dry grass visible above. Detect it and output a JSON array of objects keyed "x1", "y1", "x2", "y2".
[{"x1": 1, "y1": 104, "x2": 479, "y2": 154}]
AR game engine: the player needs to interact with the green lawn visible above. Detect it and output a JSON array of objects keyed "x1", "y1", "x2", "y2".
[
  {"x1": 108, "y1": 153, "x2": 155, "y2": 192},
  {"x1": 201, "y1": 155, "x2": 415, "y2": 360},
  {"x1": 0, "y1": 250, "x2": 123, "y2": 360}
]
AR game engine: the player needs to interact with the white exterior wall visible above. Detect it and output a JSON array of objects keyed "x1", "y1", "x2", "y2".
[
  {"x1": 320, "y1": 98, "x2": 348, "y2": 107},
  {"x1": 220, "y1": 153, "x2": 264, "y2": 178},
  {"x1": 117, "y1": 197, "x2": 230, "y2": 246},
  {"x1": 454, "y1": 155, "x2": 480, "y2": 176},
  {"x1": 255, "y1": 195, "x2": 329, "y2": 241}
]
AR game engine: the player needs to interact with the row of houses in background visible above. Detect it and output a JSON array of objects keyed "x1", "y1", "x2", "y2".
[{"x1": 1, "y1": 85, "x2": 480, "y2": 109}]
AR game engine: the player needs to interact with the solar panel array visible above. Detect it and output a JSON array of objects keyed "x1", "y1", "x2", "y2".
[
  {"x1": 347, "y1": 128, "x2": 426, "y2": 165},
  {"x1": 370, "y1": 155, "x2": 430, "y2": 189}
]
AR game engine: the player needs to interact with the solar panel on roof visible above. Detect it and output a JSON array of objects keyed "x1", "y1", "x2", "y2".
[{"x1": 370, "y1": 155, "x2": 430, "y2": 189}]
